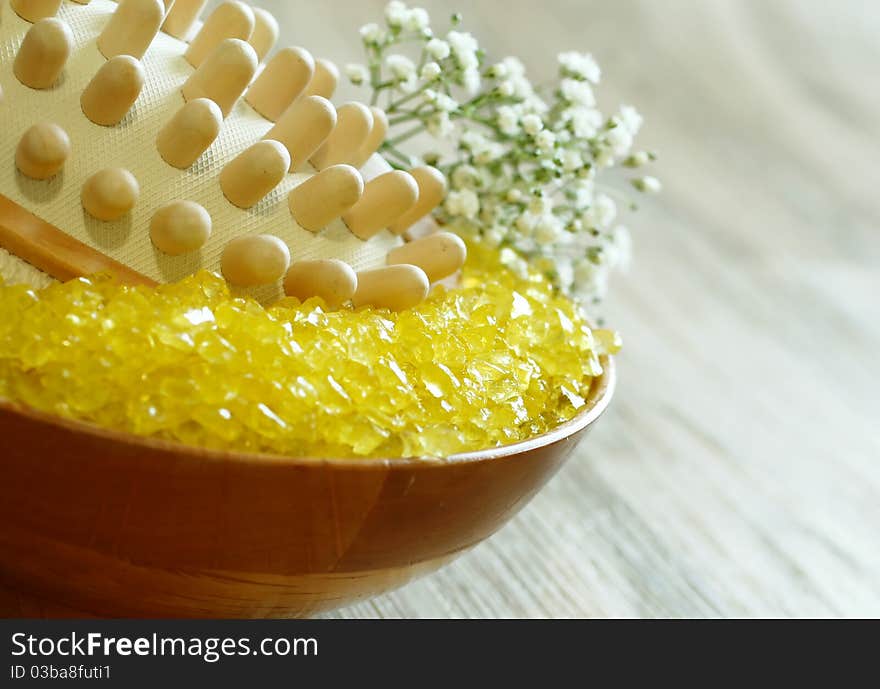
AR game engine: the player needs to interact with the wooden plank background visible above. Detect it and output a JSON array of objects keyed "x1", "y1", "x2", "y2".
[{"x1": 255, "y1": 0, "x2": 880, "y2": 617}]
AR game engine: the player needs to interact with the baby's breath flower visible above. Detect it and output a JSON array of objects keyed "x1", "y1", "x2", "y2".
[
  {"x1": 345, "y1": 63, "x2": 369, "y2": 85},
  {"x1": 446, "y1": 189, "x2": 480, "y2": 219},
  {"x1": 632, "y1": 176, "x2": 662, "y2": 193},
  {"x1": 558, "y1": 51, "x2": 601, "y2": 83},
  {"x1": 404, "y1": 7, "x2": 430, "y2": 31},
  {"x1": 535, "y1": 130, "x2": 556, "y2": 151},
  {"x1": 451, "y1": 164, "x2": 479, "y2": 189},
  {"x1": 605, "y1": 124, "x2": 634, "y2": 157},
  {"x1": 426, "y1": 111, "x2": 454, "y2": 136},
  {"x1": 462, "y1": 68, "x2": 481, "y2": 95},
  {"x1": 522, "y1": 114, "x2": 543, "y2": 136},
  {"x1": 561, "y1": 149, "x2": 584, "y2": 172},
  {"x1": 534, "y1": 215, "x2": 563, "y2": 245},
  {"x1": 496, "y1": 80, "x2": 515, "y2": 97},
  {"x1": 447, "y1": 31, "x2": 480, "y2": 68},
  {"x1": 350, "y1": 4, "x2": 657, "y2": 303},
  {"x1": 623, "y1": 151, "x2": 652, "y2": 168},
  {"x1": 560, "y1": 78, "x2": 595, "y2": 107},
  {"x1": 619, "y1": 105, "x2": 643, "y2": 135},
  {"x1": 496, "y1": 105, "x2": 520, "y2": 136},
  {"x1": 360, "y1": 22, "x2": 383, "y2": 44},
  {"x1": 435, "y1": 93, "x2": 459, "y2": 112},
  {"x1": 385, "y1": 1, "x2": 408, "y2": 28},
  {"x1": 420, "y1": 61, "x2": 441, "y2": 81},
  {"x1": 385, "y1": 54, "x2": 416, "y2": 81},
  {"x1": 483, "y1": 226, "x2": 505, "y2": 248},
  {"x1": 426, "y1": 38, "x2": 451, "y2": 60},
  {"x1": 593, "y1": 194, "x2": 617, "y2": 227}
]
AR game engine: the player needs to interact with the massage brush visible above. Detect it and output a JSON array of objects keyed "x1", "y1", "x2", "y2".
[{"x1": 0, "y1": 0, "x2": 465, "y2": 308}]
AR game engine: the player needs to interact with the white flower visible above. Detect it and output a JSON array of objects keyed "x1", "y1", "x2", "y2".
[
  {"x1": 446, "y1": 189, "x2": 480, "y2": 219},
  {"x1": 496, "y1": 105, "x2": 520, "y2": 136},
  {"x1": 558, "y1": 51, "x2": 601, "y2": 83},
  {"x1": 632, "y1": 176, "x2": 662, "y2": 193},
  {"x1": 434, "y1": 93, "x2": 459, "y2": 112},
  {"x1": 535, "y1": 129, "x2": 556, "y2": 151},
  {"x1": 506, "y1": 188, "x2": 523, "y2": 203},
  {"x1": 534, "y1": 215, "x2": 562, "y2": 245},
  {"x1": 345, "y1": 63, "x2": 369, "y2": 85},
  {"x1": 420, "y1": 61, "x2": 441, "y2": 81},
  {"x1": 496, "y1": 80, "x2": 515, "y2": 97},
  {"x1": 574, "y1": 257, "x2": 597, "y2": 284},
  {"x1": 488, "y1": 62, "x2": 508, "y2": 79},
  {"x1": 462, "y1": 68, "x2": 481, "y2": 95},
  {"x1": 595, "y1": 194, "x2": 617, "y2": 227},
  {"x1": 619, "y1": 105, "x2": 643, "y2": 136},
  {"x1": 605, "y1": 124, "x2": 633, "y2": 157},
  {"x1": 360, "y1": 22, "x2": 385, "y2": 45},
  {"x1": 426, "y1": 38, "x2": 450, "y2": 60},
  {"x1": 385, "y1": 54, "x2": 416, "y2": 81},
  {"x1": 528, "y1": 194, "x2": 550, "y2": 215},
  {"x1": 385, "y1": 1, "x2": 408, "y2": 27},
  {"x1": 522, "y1": 114, "x2": 543, "y2": 136},
  {"x1": 561, "y1": 149, "x2": 584, "y2": 172},
  {"x1": 624, "y1": 151, "x2": 652, "y2": 168},
  {"x1": 426, "y1": 111, "x2": 453, "y2": 136},
  {"x1": 451, "y1": 165, "x2": 479, "y2": 189},
  {"x1": 499, "y1": 56, "x2": 526, "y2": 78},
  {"x1": 560, "y1": 78, "x2": 595, "y2": 107},
  {"x1": 483, "y1": 227, "x2": 505, "y2": 248},
  {"x1": 447, "y1": 31, "x2": 479, "y2": 68},
  {"x1": 460, "y1": 131, "x2": 487, "y2": 150},
  {"x1": 567, "y1": 107, "x2": 602, "y2": 138},
  {"x1": 404, "y1": 7, "x2": 429, "y2": 31},
  {"x1": 473, "y1": 141, "x2": 504, "y2": 165}
]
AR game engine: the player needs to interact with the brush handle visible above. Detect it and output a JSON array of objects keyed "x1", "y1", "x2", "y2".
[{"x1": 0, "y1": 194, "x2": 156, "y2": 286}]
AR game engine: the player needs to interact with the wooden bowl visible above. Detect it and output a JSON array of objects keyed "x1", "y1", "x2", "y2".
[{"x1": 0, "y1": 357, "x2": 615, "y2": 618}]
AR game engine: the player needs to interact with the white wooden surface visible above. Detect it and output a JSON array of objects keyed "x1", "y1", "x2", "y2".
[{"x1": 267, "y1": 0, "x2": 879, "y2": 617}]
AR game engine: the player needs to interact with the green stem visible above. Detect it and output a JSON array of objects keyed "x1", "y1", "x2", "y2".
[{"x1": 387, "y1": 124, "x2": 426, "y2": 147}]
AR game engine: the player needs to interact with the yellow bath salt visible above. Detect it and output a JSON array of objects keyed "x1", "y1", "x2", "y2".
[{"x1": 0, "y1": 244, "x2": 620, "y2": 458}]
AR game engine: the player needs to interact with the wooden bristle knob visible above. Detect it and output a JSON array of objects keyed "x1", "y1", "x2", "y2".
[
  {"x1": 81, "y1": 168, "x2": 140, "y2": 221},
  {"x1": 185, "y1": 1, "x2": 255, "y2": 68},
  {"x1": 352, "y1": 264, "x2": 430, "y2": 311},
  {"x1": 310, "y1": 102, "x2": 373, "y2": 170},
  {"x1": 351, "y1": 107, "x2": 389, "y2": 170},
  {"x1": 10, "y1": 0, "x2": 62, "y2": 23},
  {"x1": 161, "y1": 0, "x2": 208, "y2": 40},
  {"x1": 182, "y1": 38, "x2": 258, "y2": 118},
  {"x1": 15, "y1": 122, "x2": 70, "y2": 180},
  {"x1": 13, "y1": 17, "x2": 73, "y2": 90},
  {"x1": 386, "y1": 231, "x2": 467, "y2": 283},
  {"x1": 96, "y1": 0, "x2": 165, "y2": 60},
  {"x1": 288, "y1": 165, "x2": 364, "y2": 232},
  {"x1": 264, "y1": 95, "x2": 336, "y2": 171},
  {"x1": 245, "y1": 47, "x2": 314, "y2": 123},
  {"x1": 303, "y1": 58, "x2": 339, "y2": 99},
  {"x1": 221, "y1": 234, "x2": 290, "y2": 287},
  {"x1": 220, "y1": 140, "x2": 290, "y2": 209},
  {"x1": 150, "y1": 200, "x2": 212, "y2": 255},
  {"x1": 283, "y1": 259, "x2": 358, "y2": 308},
  {"x1": 156, "y1": 97, "x2": 223, "y2": 169},
  {"x1": 81, "y1": 55, "x2": 145, "y2": 126},
  {"x1": 343, "y1": 170, "x2": 419, "y2": 240},
  {"x1": 388, "y1": 166, "x2": 448, "y2": 235},
  {"x1": 248, "y1": 8, "x2": 279, "y2": 62}
]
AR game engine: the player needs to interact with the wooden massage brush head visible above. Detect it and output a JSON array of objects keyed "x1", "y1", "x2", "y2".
[{"x1": 0, "y1": 0, "x2": 466, "y2": 308}]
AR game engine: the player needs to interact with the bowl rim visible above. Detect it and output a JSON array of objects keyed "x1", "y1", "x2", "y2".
[{"x1": 0, "y1": 355, "x2": 615, "y2": 469}]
